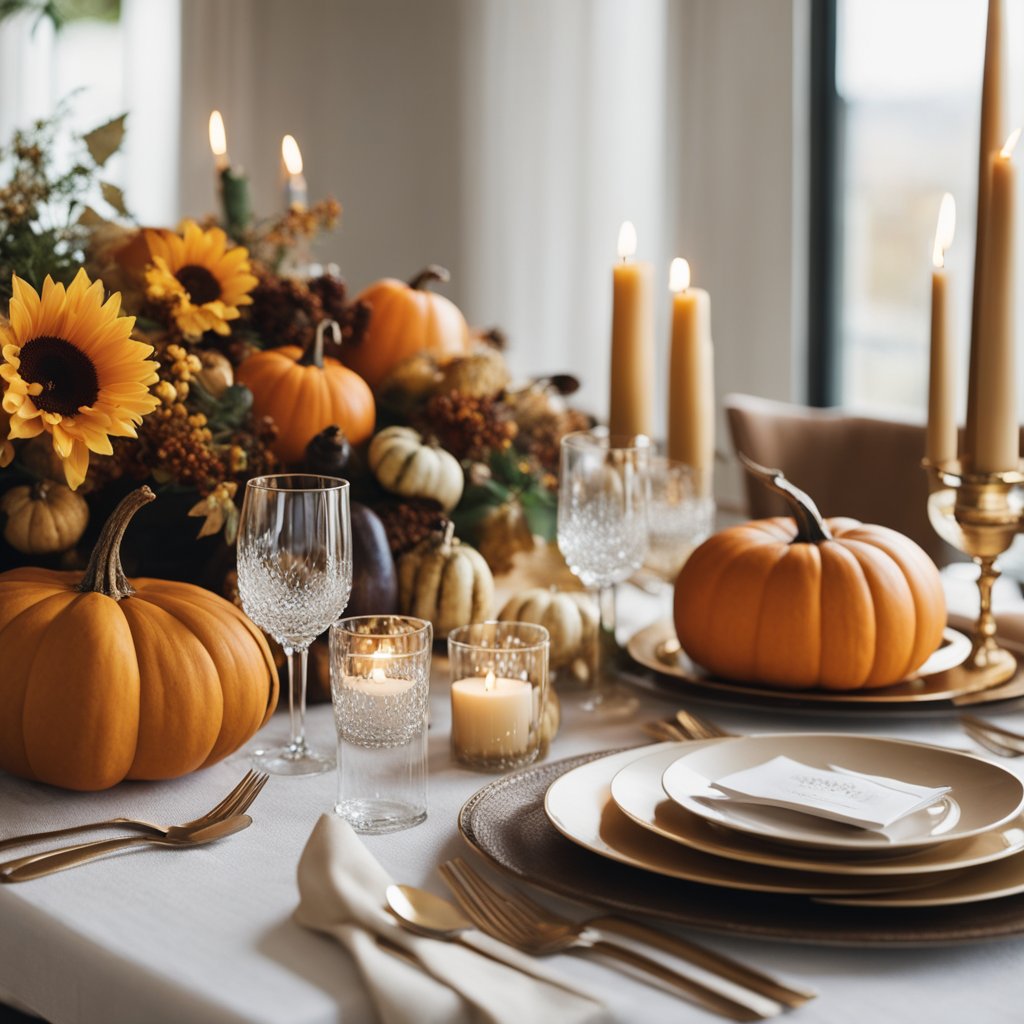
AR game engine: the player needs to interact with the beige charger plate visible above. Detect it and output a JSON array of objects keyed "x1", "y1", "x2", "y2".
[
  {"x1": 610, "y1": 744, "x2": 1024, "y2": 875},
  {"x1": 458, "y1": 746, "x2": 1024, "y2": 944},
  {"x1": 625, "y1": 621, "x2": 1010, "y2": 706}
]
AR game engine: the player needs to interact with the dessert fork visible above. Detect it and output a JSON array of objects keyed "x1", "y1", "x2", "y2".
[{"x1": 0, "y1": 770, "x2": 268, "y2": 852}]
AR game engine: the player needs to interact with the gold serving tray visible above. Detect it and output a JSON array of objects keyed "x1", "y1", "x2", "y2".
[{"x1": 626, "y1": 620, "x2": 1024, "y2": 707}]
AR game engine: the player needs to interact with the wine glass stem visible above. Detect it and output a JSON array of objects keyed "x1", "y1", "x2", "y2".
[
  {"x1": 284, "y1": 645, "x2": 311, "y2": 756},
  {"x1": 598, "y1": 584, "x2": 619, "y2": 680}
]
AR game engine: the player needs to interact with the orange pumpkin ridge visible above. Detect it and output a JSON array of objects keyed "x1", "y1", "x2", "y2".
[
  {"x1": 236, "y1": 319, "x2": 375, "y2": 466},
  {"x1": 0, "y1": 487, "x2": 278, "y2": 791},
  {"x1": 674, "y1": 457, "x2": 947, "y2": 693},
  {"x1": 342, "y1": 265, "x2": 472, "y2": 389}
]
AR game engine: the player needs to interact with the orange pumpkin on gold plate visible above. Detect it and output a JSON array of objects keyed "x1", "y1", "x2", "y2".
[
  {"x1": 0, "y1": 488, "x2": 278, "y2": 791},
  {"x1": 236, "y1": 319, "x2": 376, "y2": 466},
  {"x1": 343, "y1": 265, "x2": 471, "y2": 390},
  {"x1": 674, "y1": 457, "x2": 946, "y2": 691}
]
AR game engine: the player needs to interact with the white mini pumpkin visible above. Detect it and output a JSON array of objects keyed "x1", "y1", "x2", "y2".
[
  {"x1": 368, "y1": 425, "x2": 464, "y2": 511},
  {"x1": 498, "y1": 587, "x2": 597, "y2": 669},
  {"x1": 398, "y1": 522, "x2": 493, "y2": 637}
]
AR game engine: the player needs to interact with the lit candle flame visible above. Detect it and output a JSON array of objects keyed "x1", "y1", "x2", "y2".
[
  {"x1": 208, "y1": 110, "x2": 227, "y2": 162},
  {"x1": 1001, "y1": 127, "x2": 1022, "y2": 160},
  {"x1": 484, "y1": 670, "x2": 496, "y2": 692},
  {"x1": 370, "y1": 667, "x2": 386, "y2": 682},
  {"x1": 617, "y1": 221, "x2": 637, "y2": 262},
  {"x1": 932, "y1": 193, "x2": 956, "y2": 270},
  {"x1": 669, "y1": 257, "x2": 691, "y2": 293},
  {"x1": 282, "y1": 134, "x2": 304, "y2": 175}
]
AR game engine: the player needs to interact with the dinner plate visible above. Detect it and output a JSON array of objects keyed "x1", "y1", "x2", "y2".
[
  {"x1": 660, "y1": 732, "x2": 1024, "y2": 853},
  {"x1": 625, "y1": 621, "x2": 1000, "y2": 707},
  {"x1": 816, "y1": 849, "x2": 1024, "y2": 907},
  {"x1": 611, "y1": 744, "x2": 1024, "y2": 875},
  {"x1": 460, "y1": 746, "x2": 1024, "y2": 944},
  {"x1": 542, "y1": 744, "x2": 961, "y2": 896}
]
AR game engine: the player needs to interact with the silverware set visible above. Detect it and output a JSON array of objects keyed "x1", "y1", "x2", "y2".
[
  {"x1": 432, "y1": 856, "x2": 812, "y2": 1021},
  {"x1": 0, "y1": 770, "x2": 267, "y2": 882},
  {"x1": 644, "y1": 708, "x2": 734, "y2": 743}
]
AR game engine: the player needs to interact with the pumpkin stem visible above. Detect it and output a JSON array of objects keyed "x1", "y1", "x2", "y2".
[
  {"x1": 407, "y1": 265, "x2": 450, "y2": 291},
  {"x1": 738, "y1": 452, "x2": 832, "y2": 543},
  {"x1": 76, "y1": 486, "x2": 156, "y2": 600},
  {"x1": 299, "y1": 319, "x2": 341, "y2": 368},
  {"x1": 29, "y1": 479, "x2": 52, "y2": 501},
  {"x1": 439, "y1": 519, "x2": 456, "y2": 548}
]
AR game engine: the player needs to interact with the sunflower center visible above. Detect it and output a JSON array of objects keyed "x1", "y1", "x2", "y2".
[
  {"x1": 176, "y1": 265, "x2": 222, "y2": 305},
  {"x1": 19, "y1": 336, "x2": 100, "y2": 417}
]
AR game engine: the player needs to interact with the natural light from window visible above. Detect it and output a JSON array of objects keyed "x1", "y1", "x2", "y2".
[{"x1": 836, "y1": 0, "x2": 1024, "y2": 421}]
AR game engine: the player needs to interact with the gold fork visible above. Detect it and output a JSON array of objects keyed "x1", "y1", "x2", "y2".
[
  {"x1": 442, "y1": 858, "x2": 813, "y2": 1019},
  {"x1": 960, "y1": 714, "x2": 1024, "y2": 757},
  {"x1": 1, "y1": 815, "x2": 253, "y2": 883},
  {"x1": 0, "y1": 770, "x2": 268, "y2": 868},
  {"x1": 0, "y1": 770, "x2": 269, "y2": 853},
  {"x1": 644, "y1": 710, "x2": 734, "y2": 744}
]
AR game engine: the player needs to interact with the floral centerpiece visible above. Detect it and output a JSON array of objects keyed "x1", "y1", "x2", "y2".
[{"x1": 0, "y1": 112, "x2": 592, "y2": 621}]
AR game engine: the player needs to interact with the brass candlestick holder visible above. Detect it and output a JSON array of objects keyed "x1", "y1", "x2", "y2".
[{"x1": 925, "y1": 458, "x2": 1024, "y2": 687}]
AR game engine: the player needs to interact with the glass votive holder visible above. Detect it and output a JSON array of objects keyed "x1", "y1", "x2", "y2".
[
  {"x1": 329, "y1": 615, "x2": 432, "y2": 834},
  {"x1": 448, "y1": 621, "x2": 549, "y2": 772}
]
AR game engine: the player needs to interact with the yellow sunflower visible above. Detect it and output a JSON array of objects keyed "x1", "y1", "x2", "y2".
[
  {"x1": 0, "y1": 270, "x2": 160, "y2": 490},
  {"x1": 145, "y1": 220, "x2": 258, "y2": 341}
]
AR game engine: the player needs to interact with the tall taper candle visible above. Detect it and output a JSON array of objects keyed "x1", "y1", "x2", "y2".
[
  {"x1": 667, "y1": 258, "x2": 715, "y2": 497},
  {"x1": 926, "y1": 194, "x2": 957, "y2": 468},
  {"x1": 208, "y1": 110, "x2": 251, "y2": 240},
  {"x1": 972, "y1": 129, "x2": 1019, "y2": 474},
  {"x1": 965, "y1": 0, "x2": 1006, "y2": 461},
  {"x1": 609, "y1": 221, "x2": 654, "y2": 438}
]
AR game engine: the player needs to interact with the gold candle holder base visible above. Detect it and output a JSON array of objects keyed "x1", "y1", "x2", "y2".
[{"x1": 925, "y1": 458, "x2": 1024, "y2": 686}]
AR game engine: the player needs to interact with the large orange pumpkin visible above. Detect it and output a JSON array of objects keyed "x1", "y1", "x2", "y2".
[
  {"x1": 343, "y1": 265, "x2": 471, "y2": 390},
  {"x1": 674, "y1": 458, "x2": 946, "y2": 691},
  {"x1": 236, "y1": 319, "x2": 376, "y2": 465},
  {"x1": 0, "y1": 488, "x2": 278, "y2": 791}
]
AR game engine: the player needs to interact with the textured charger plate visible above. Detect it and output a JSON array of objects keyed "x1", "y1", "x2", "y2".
[
  {"x1": 624, "y1": 621, "x2": 1021, "y2": 709},
  {"x1": 458, "y1": 748, "x2": 1024, "y2": 946}
]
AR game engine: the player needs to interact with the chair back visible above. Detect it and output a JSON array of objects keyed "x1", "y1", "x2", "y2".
[{"x1": 724, "y1": 393, "x2": 959, "y2": 567}]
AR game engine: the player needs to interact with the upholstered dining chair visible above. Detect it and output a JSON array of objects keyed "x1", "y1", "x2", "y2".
[{"x1": 723, "y1": 393, "x2": 961, "y2": 568}]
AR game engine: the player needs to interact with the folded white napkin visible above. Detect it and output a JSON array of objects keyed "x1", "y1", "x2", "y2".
[
  {"x1": 708, "y1": 756, "x2": 950, "y2": 831},
  {"x1": 294, "y1": 814, "x2": 610, "y2": 1024}
]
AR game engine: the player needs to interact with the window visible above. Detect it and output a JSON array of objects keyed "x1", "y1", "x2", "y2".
[{"x1": 831, "y1": 0, "x2": 1024, "y2": 420}]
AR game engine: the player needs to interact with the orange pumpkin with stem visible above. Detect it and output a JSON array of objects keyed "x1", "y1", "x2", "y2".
[
  {"x1": 343, "y1": 265, "x2": 471, "y2": 390},
  {"x1": 0, "y1": 487, "x2": 278, "y2": 791},
  {"x1": 674, "y1": 456, "x2": 946, "y2": 691},
  {"x1": 236, "y1": 319, "x2": 376, "y2": 465}
]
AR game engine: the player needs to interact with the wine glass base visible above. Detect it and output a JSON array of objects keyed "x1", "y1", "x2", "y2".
[
  {"x1": 251, "y1": 743, "x2": 334, "y2": 776},
  {"x1": 579, "y1": 688, "x2": 639, "y2": 717}
]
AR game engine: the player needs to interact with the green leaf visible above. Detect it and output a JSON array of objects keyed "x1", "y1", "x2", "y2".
[
  {"x1": 83, "y1": 113, "x2": 126, "y2": 167},
  {"x1": 99, "y1": 181, "x2": 128, "y2": 216},
  {"x1": 519, "y1": 487, "x2": 557, "y2": 541}
]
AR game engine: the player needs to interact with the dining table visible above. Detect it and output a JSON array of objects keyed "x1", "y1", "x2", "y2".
[{"x1": 2, "y1": 571, "x2": 1024, "y2": 1024}]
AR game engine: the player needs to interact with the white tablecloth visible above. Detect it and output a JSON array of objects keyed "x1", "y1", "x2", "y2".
[{"x1": 2, "y1": 583, "x2": 1024, "y2": 1024}]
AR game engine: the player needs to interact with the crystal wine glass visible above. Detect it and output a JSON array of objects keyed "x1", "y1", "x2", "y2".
[
  {"x1": 643, "y1": 454, "x2": 716, "y2": 587},
  {"x1": 237, "y1": 474, "x2": 352, "y2": 775},
  {"x1": 557, "y1": 430, "x2": 650, "y2": 714}
]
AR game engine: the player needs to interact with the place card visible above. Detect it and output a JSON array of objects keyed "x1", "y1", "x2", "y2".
[{"x1": 707, "y1": 756, "x2": 951, "y2": 831}]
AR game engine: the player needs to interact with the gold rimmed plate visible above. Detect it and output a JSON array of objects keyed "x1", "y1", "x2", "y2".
[
  {"x1": 624, "y1": 621, "x2": 1007, "y2": 707},
  {"x1": 542, "y1": 744, "x2": 960, "y2": 897},
  {"x1": 660, "y1": 732, "x2": 1024, "y2": 853},
  {"x1": 611, "y1": 744, "x2": 1024, "y2": 875}
]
